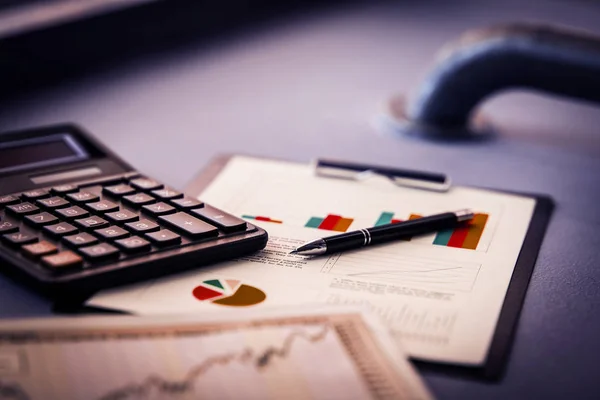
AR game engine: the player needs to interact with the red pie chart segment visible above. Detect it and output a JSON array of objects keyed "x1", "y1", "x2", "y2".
[{"x1": 192, "y1": 285, "x2": 223, "y2": 301}]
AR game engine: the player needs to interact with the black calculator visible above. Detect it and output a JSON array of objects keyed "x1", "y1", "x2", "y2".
[{"x1": 0, "y1": 125, "x2": 268, "y2": 296}]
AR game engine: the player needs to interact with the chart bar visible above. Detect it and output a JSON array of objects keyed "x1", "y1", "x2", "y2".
[
  {"x1": 447, "y1": 225, "x2": 469, "y2": 248},
  {"x1": 433, "y1": 230, "x2": 453, "y2": 246},
  {"x1": 305, "y1": 217, "x2": 324, "y2": 228},
  {"x1": 319, "y1": 215, "x2": 342, "y2": 230},
  {"x1": 461, "y1": 214, "x2": 489, "y2": 250},
  {"x1": 332, "y1": 217, "x2": 354, "y2": 232},
  {"x1": 375, "y1": 212, "x2": 394, "y2": 226}
]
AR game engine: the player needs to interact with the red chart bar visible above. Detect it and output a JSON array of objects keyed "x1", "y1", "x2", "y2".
[
  {"x1": 391, "y1": 218, "x2": 403, "y2": 224},
  {"x1": 447, "y1": 225, "x2": 470, "y2": 248},
  {"x1": 319, "y1": 214, "x2": 342, "y2": 230}
]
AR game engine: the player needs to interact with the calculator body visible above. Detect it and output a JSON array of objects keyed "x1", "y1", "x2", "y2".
[{"x1": 0, "y1": 125, "x2": 267, "y2": 296}]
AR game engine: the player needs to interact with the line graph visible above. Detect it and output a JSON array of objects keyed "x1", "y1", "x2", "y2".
[
  {"x1": 0, "y1": 312, "x2": 426, "y2": 400},
  {"x1": 322, "y1": 250, "x2": 482, "y2": 292},
  {"x1": 97, "y1": 326, "x2": 329, "y2": 400}
]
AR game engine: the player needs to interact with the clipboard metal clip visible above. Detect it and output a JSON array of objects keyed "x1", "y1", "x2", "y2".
[{"x1": 313, "y1": 159, "x2": 451, "y2": 192}]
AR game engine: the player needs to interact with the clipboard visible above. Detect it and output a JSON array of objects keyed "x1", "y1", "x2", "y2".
[
  {"x1": 185, "y1": 154, "x2": 554, "y2": 380},
  {"x1": 65, "y1": 154, "x2": 553, "y2": 381}
]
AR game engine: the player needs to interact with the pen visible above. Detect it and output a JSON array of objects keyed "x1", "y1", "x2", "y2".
[{"x1": 290, "y1": 209, "x2": 474, "y2": 256}]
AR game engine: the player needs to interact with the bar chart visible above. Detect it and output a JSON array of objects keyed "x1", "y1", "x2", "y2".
[
  {"x1": 373, "y1": 212, "x2": 489, "y2": 251},
  {"x1": 305, "y1": 214, "x2": 354, "y2": 232}
]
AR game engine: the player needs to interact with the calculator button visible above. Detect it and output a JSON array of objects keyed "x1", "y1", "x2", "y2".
[
  {"x1": 106, "y1": 210, "x2": 139, "y2": 224},
  {"x1": 43, "y1": 222, "x2": 78, "y2": 238},
  {"x1": 159, "y1": 212, "x2": 219, "y2": 239},
  {"x1": 75, "y1": 216, "x2": 109, "y2": 230},
  {"x1": 191, "y1": 206, "x2": 247, "y2": 233},
  {"x1": 122, "y1": 193, "x2": 155, "y2": 207},
  {"x1": 142, "y1": 202, "x2": 176, "y2": 217},
  {"x1": 1, "y1": 232, "x2": 38, "y2": 247},
  {"x1": 103, "y1": 184, "x2": 136, "y2": 197},
  {"x1": 87, "y1": 200, "x2": 119, "y2": 213},
  {"x1": 171, "y1": 197, "x2": 204, "y2": 210},
  {"x1": 145, "y1": 229, "x2": 181, "y2": 247},
  {"x1": 24, "y1": 212, "x2": 59, "y2": 227},
  {"x1": 6, "y1": 202, "x2": 39, "y2": 216},
  {"x1": 21, "y1": 190, "x2": 50, "y2": 201},
  {"x1": 56, "y1": 206, "x2": 90, "y2": 220},
  {"x1": 130, "y1": 178, "x2": 163, "y2": 191},
  {"x1": 63, "y1": 232, "x2": 99, "y2": 248},
  {"x1": 115, "y1": 236, "x2": 151, "y2": 253},
  {"x1": 79, "y1": 243, "x2": 120, "y2": 262},
  {"x1": 67, "y1": 191, "x2": 100, "y2": 204},
  {"x1": 95, "y1": 226, "x2": 129, "y2": 241},
  {"x1": 41, "y1": 251, "x2": 83, "y2": 270},
  {"x1": 0, "y1": 221, "x2": 18, "y2": 234},
  {"x1": 22, "y1": 240, "x2": 58, "y2": 259},
  {"x1": 0, "y1": 195, "x2": 20, "y2": 208},
  {"x1": 125, "y1": 219, "x2": 160, "y2": 234},
  {"x1": 151, "y1": 188, "x2": 183, "y2": 200},
  {"x1": 36, "y1": 196, "x2": 70, "y2": 209},
  {"x1": 51, "y1": 184, "x2": 78, "y2": 195}
]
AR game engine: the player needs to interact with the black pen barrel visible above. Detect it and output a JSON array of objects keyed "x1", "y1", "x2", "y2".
[
  {"x1": 323, "y1": 231, "x2": 370, "y2": 253},
  {"x1": 368, "y1": 212, "x2": 458, "y2": 243}
]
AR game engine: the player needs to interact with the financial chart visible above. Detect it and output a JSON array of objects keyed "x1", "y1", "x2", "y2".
[{"x1": 0, "y1": 314, "x2": 417, "y2": 400}]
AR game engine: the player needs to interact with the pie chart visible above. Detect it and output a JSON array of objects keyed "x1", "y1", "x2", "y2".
[{"x1": 192, "y1": 279, "x2": 266, "y2": 307}]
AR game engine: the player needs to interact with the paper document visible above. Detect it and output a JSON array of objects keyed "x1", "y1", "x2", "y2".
[
  {"x1": 89, "y1": 156, "x2": 536, "y2": 366},
  {"x1": 0, "y1": 306, "x2": 431, "y2": 400}
]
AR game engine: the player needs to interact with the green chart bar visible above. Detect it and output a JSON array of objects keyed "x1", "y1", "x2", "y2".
[
  {"x1": 375, "y1": 212, "x2": 394, "y2": 227},
  {"x1": 305, "y1": 217, "x2": 324, "y2": 228},
  {"x1": 433, "y1": 229, "x2": 453, "y2": 246}
]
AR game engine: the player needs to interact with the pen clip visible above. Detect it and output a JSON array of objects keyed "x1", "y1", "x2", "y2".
[{"x1": 313, "y1": 159, "x2": 451, "y2": 192}]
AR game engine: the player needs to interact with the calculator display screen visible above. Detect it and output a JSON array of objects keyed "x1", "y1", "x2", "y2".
[{"x1": 0, "y1": 134, "x2": 88, "y2": 174}]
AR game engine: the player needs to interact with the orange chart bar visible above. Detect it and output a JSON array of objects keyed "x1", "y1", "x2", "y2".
[{"x1": 461, "y1": 213, "x2": 489, "y2": 250}]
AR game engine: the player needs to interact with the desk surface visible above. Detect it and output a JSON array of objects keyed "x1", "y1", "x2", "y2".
[{"x1": 1, "y1": 0, "x2": 600, "y2": 398}]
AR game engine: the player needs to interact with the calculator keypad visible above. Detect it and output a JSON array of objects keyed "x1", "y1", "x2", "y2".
[{"x1": 0, "y1": 172, "x2": 252, "y2": 278}]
